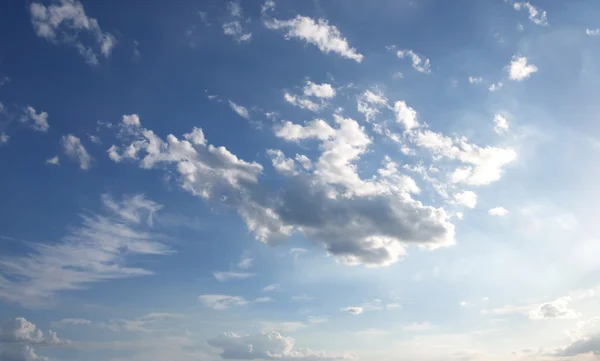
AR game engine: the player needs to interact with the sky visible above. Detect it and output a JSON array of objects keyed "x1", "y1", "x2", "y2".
[{"x1": 2, "y1": 0, "x2": 600, "y2": 360}]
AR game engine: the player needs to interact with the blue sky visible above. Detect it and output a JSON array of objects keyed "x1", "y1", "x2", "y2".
[{"x1": 2, "y1": 0, "x2": 600, "y2": 360}]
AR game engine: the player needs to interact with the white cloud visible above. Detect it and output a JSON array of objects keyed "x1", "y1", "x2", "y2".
[
  {"x1": 261, "y1": 0, "x2": 276, "y2": 16},
  {"x1": 283, "y1": 92, "x2": 322, "y2": 112},
  {"x1": 454, "y1": 191, "x2": 477, "y2": 208},
  {"x1": 394, "y1": 100, "x2": 419, "y2": 130},
  {"x1": 0, "y1": 194, "x2": 170, "y2": 307},
  {"x1": 357, "y1": 90, "x2": 388, "y2": 122},
  {"x1": 123, "y1": 114, "x2": 141, "y2": 127},
  {"x1": 237, "y1": 256, "x2": 253, "y2": 269},
  {"x1": 488, "y1": 82, "x2": 503, "y2": 92},
  {"x1": 528, "y1": 297, "x2": 580, "y2": 320},
  {"x1": 265, "y1": 16, "x2": 363, "y2": 62},
  {"x1": 222, "y1": 2, "x2": 252, "y2": 42},
  {"x1": 396, "y1": 49, "x2": 431, "y2": 73},
  {"x1": 208, "y1": 331, "x2": 355, "y2": 360},
  {"x1": 513, "y1": 2, "x2": 547, "y2": 26},
  {"x1": 507, "y1": 56, "x2": 538, "y2": 81},
  {"x1": 263, "y1": 284, "x2": 279, "y2": 292},
  {"x1": 198, "y1": 295, "x2": 248, "y2": 310},
  {"x1": 229, "y1": 101, "x2": 250, "y2": 119},
  {"x1": 102, "y1": 313, "x2": 183, "y2": 333},
  {"x1": 488, "y1": 207, "x2": 509, "y2": 216},
  {"x1": 213, "y1": 271, "x2": 255, "y2": 282},
  {"x1": 553, "y1": 318, "x2": 600, "y2": 357},
  {"x1": 493, "y1": 114, "x2": 509, "y2": 134},
  {"x1": 468, "y1": 76, "x2": 483, "y2": 84},
  {"x1": 21, "y1": 106, "x2": 49, "y2": 132},
  {"x1": 0, "y1": 317, "x2": 67, "y2": 361},
  {"x1": 110, "y1": 114, "x2": 455, "y2": 267},
  {"x1": 0, "y1": 133, "x2": 9, "y2": 145},
  {"x1": 61, "y1": 134, "x2": 93, "y2": 169},
  {"x1": 586, "y1": 28, "x2": 600, "y2": 36},
  {"x1": 89, "y1": 134, "x2": 101, "y2": 144},
  {"x1": 29, "y1": 0, "x2": 116, "y2": 64},
  {"x1": 304, "y1": 81, "x2": 336, "y2": 99},
  {"x1": 342, "y1": 306, "x2": 364, "y2": 315},
  {"x1": 45, "y1": 156, "x2": 60, "y2": 166},
  {"x1": 52, "y1": 318, "x2": 92, "y2": 329},
  {"x1": 254, "y1": 297, "x2": 273, "y2": 303}
]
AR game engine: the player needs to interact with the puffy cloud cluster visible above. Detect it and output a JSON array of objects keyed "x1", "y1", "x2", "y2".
[
  {"x1": 507, "y1": 56, "x2": 538, "y2": 81},
  {"x1": 265, "y1": 16, "x2": 363, "y2": 62},
  {"x1": 513, "y1": 2, "x2": 547, "y2": 26},
  {"x1": 223, "y1": 1, "x2": 252, "y2": 42},
  {"x1": 284, "y1": 81, "x2": 337, "y2": 112},
  {"x1": 0, "y1": 317, "x2": 66, "y2": 361},
  {"x1": 21, "y1": 107, "x2": 49, "y2": 132},
  {"x1": 29, "y1": 0, "x2": 116, "y2": 65},
  {"x1": 396, "y1": 49, "x2": 431, "y2": 74},
  {"x1": 110, "y1": 114, "x2": 455, "y2": 267},
  {"x1": 207, "y1": 331, "x2": 355, "y2": 360},
  {"x1": 61, "y1": 134, "x2": 93, "y2": 169}
]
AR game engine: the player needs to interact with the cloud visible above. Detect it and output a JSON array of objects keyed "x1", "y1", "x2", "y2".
[
  {"x1": 586, "y1": 28, "x2": 600, "y2": 36},
  {"x1": 342, "y1": 306, "x2": 364, "y2": 315},
  {"x1": 468, "y1": 76, "x2": 483, "y2": 84},
  {"x1": 0, "y1": 194, "x2": 170, "y2": 307},
  {"x1": 483, "y1": 297, "x2": 580, "y2": 320},
  {"x1": 29, "y1": 0, "x2": 116, "y2": 65},
  {"x1": 357, "y1": 90, "x2": 388, "y2": 122},
  {"x1": 265, "y1": 16, "x2": 363, "y2": 62},
  {"x1": 283, "y1": 93, "x2": 322, "y2": 112},
  {"x1": 223, "y1": 2, "x2": 252, "y2": 42},
  {"x1": 110, "y1": 114, "x2": 456, "y2": 267},
  {"x1": 61, "y1": 134, "x2": 93, "y2": 169},
  {"x1": 237, "y1": 256, "x2": 254, "y2": 269},
  {"x1": 263, "y1": 284, "x2": 279, "y2": 292},
  {"x1": 0, "y1": 317, "x2": 67, "y2": 361},
  {"x1": 101, "y1": 313, "x2": 182, "y2": 333},
  {"x1": 513, "y1": 2, "x2": 547, "y2": 26},
  {"x1": 261, "y1": 1, "x2": 276, "y2": 16},
  {"x1": 507, "y1": 56, "x2": 538, "y2": 81},
  {"x1": 488, "y1": 82, "x2": 503, "y2": 92},
  {"x1": 493, "y1": 114, "x2": 509, "y2": 134},
  {"x1": 52, "y1": 318, "x2": 92, "y2": 328},
  {"x1": 303, "y1": 81, "x2": 336, "y2": 99},
  {"x1": 259, "y1": 322, "x2": 307, "y2": 333},
  {"x1": 213, "y1": 272, "x2": 256, "y2": 282},
  {"x1": 0, "y1": 133, "x2": 8, "y2": 145},
  {"x1": 394, "y1": 101, "x2": 419, "y2": 130},
  {"x1": 488, "y1": 207, "x2": 509, "y2": 216},
  {"x1": 528, "y1": 297, "x2": 580, "y2": 320},
  {"x1": 198, "y1": 295, "x2": 248, "y2": 310},
  {"x1": 44, "y1": 156, "x2": 59, "y2": 166},
  {"x1": 207, "y1": 331, "x2": 355, "y2": 360},
  {"x1": 396, "y1": 49, "x2": 431, "y2": 73},
  {"x1": 21, "y1": 106, "x2": 49, "y2": 132},
  {"x1": 553, "y1": 318, "x2": 600, "y2": 357},
  {"x1": 229, "y1": 101, "x2": 251, "y2": 120},
  {"x1": 453, "y1": 191, "x2": 477, "y2": 208}
]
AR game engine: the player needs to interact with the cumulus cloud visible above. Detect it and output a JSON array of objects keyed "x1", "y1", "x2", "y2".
[
  {"x1": 0, "y1": 317, "x2": 66, "y2": 361},
  {"x1": 507, "y1": 56, "x2": 538, "y2": 81},
  {"x1": 468, "y1": 76, "x2": 483, "y2": 84},
  {"x1": 396, "y1": 49, "x2": 431, "y2": 73},
  {"x1": 488, "y1": 82, "x2": 503, "y2": 92},
  {"x1": 513, "y1": 2, "x2": 547, "y2": 26},
  {"x1": 357, "y1": 90, "x2": 388, "y2": 122},
  {"x1": 208, "y1": 331, "x2": 355, "y2": 360},
  {"x1": 394, "y1": 101, "x2": 419, "y2": 130},
  {"x1": 61, "y1": 134, "x2": 93, "y2": 169},
  {"x1": 303, "y1": 81, "x2": 336, "y2": 99},
  {"x1": 488, "y1": 207, "x2": 509, "y2": 216},
  {"x1": 222, "y1": 2, "x2": 252, "y2": 42},
  {"x1": 0, "y1": 133, "x2": 8, "y2": 145},
  {"x1": 0, "y1": 194, "x2": 170, "y2": 307},
  {"x1": 229, "y1": 101, "x2": 251, "y2": 120},
  {"x1": 283, "y1": 93, "x2": 322, "y2": 112},
  {"x1": 29, "y1": 0, "x2": 116, "y2": 65},
  {"x1": 199, "y1": 295, "x2": 248, "y2": 310},
  {"x1": 528, "y1": 297, "x2": 580, "y2": 320},
  {"x1": 45, "y1": 156, "x2": 60, "y2": 166},
  {"x1": 493, "y1": 114, "x2": 509, "y2": 134},
  {"x1": 21, "y1": 106, "x2": 49, "y2": 132},
  {"x1": 453, "y1": 191, "x2": 477, "y2": 208},
  {"x1": 553, "y1": 318, "x2": 600, "y2": 357},
  {"x1": 265, "y1": 16, "x2": 363, "y2": 62},
  {"x1": 110, "y1": 113, "x2": 455, "y2": 267},
  {"x1": 263, "y1": 284, "x2": 279, "y2": 292}
]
